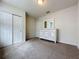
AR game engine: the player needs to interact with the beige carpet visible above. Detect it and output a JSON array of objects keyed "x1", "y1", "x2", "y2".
[{"x1": 0, "y1": 39, "x2": 79, "y2": 59}]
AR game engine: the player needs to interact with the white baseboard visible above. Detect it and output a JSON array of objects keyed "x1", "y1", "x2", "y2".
[
  {"x1": 59, "y1": 41, "x2": 77, "y2": 46},
  {"x1": 77, "y1": 46, "x2": 79, "y2": 49}
]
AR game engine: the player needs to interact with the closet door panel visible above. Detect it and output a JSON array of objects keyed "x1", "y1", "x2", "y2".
[
  {"x1": 0, "y1": 11, "x2": 12, "y2": 47},
  {"x1": 13, "y1": 15, "x2": 23, "y2": 44}
]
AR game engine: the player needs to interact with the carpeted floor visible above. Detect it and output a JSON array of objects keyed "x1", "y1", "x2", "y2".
[{"x1": 0, "y1": 38, "x2": 79, "y2": 59}]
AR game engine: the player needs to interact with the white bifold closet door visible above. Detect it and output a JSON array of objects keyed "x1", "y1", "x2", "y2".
[
  {"x1": 13, "y1": 15, "x2": 23, "y2": 44},
  {"x1": 0, "y1": 11, "x2": 24, "y2": 48},
  {"x1": 0, "y1": 11, "x2": 12, "y2": 47}
]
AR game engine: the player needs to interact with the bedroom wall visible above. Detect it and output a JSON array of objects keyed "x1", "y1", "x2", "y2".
[
  {"x1": 77, "y1": 1, "x2": 79, "y2": 48},
  {"x1": 0, "y1": 2, "x2": 26, "y2": 42},
  {"x1": 36, "y1": 5, "x2": 77, "y2": 46},
  {"x1": 26, "y1": 16, "x2": 36, "y2": 39}
]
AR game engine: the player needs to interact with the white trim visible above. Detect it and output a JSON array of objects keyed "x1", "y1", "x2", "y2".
[{"x1": 77, "y1": 46, "x2": 79, "y2": 49}]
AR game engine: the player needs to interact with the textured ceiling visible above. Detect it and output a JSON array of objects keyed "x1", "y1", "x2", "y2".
[{"x1": 2, "y1": 0, "x2": 78, "y2": 18}]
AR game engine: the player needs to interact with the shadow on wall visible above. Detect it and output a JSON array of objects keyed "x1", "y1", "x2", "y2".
[
  {"x1": 0, "y1": 43, "x2": 6, "y2": 59},
  {"x1": 0, "y1": 0, "x2": 2, "y2": 3}
]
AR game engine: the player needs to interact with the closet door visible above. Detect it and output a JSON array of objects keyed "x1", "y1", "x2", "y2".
[
  {"x1": 0, "y1": 11, "x2": 12, "y2": 47},
  {"x1": 13, "y1": 15, "x2": 23, "y2": 44}
]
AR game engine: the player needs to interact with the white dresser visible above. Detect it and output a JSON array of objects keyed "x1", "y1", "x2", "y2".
[{"x1": 39, "y1": 29, "x2": 57, "y2": 43}]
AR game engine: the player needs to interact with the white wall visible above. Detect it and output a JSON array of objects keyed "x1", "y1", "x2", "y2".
[
  {"x1": 54, "y1": 5, "x2": 77, "y2": 46},
  {"x1": 0, "y1": 2, "x2": 26, "y2": 42},
  {"x1": 26, "y1": 16, "x2": 36, "y2": 39},
  {"x1": 36, "y1": 5, "x2": 77, "y2": 46},
  {"x1": 77, "y1": 1, "x2": 79, "y2": 48}
]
